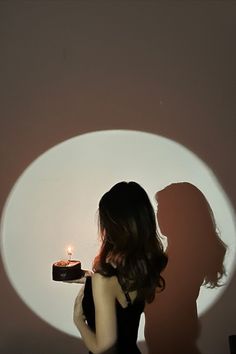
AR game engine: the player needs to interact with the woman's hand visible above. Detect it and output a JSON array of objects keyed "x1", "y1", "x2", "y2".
[
  {"x1": 64, "y1": 270, "x2": 93, "y2": 284},
  {"x1": 73, "y1": 286, "x2": 86, "y2": 325}
]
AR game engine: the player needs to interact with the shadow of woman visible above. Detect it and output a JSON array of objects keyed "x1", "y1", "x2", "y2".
[{"x1": 144, "y1": 182, "x2": 227, "y2": 354}]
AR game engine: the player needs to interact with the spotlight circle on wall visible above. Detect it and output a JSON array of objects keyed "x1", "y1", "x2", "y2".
[{"x1": 0, "y1": 130, "x2": 235, "y2": 340}]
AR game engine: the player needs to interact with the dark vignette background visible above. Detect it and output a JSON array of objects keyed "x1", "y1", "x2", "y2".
[{"x1": 0, "y1": 1, "x2": 235, "y2": 354}]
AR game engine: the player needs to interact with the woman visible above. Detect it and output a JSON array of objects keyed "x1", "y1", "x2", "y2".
[{"x1": 73, "y1": 181, "x2": 168, "y2": 354}]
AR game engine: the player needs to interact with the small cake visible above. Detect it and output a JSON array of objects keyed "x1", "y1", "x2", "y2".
[{"x1": 52, "y1": 259, "x2": 85, "y2": 281}]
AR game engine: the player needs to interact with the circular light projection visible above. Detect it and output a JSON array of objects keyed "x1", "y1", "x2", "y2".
[{"x1": 0, "y1": 130, "x2": 235, "y2": 340}]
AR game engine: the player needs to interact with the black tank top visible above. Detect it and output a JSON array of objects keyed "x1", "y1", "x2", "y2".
[{"x1": 82, "y1": 276, "x2": 145, "y2": 354}]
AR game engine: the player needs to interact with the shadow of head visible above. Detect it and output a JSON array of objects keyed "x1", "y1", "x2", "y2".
[{"x1": 156, "y1": 182, "x2": 227, "y2": 288}]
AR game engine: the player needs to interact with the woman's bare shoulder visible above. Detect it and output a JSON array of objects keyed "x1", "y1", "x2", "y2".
[{"x1": 91, "y1": 273, "x2": 117, "y2": 294}]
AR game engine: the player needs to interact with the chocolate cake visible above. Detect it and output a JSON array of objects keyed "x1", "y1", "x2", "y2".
[{"x1": 52, "y1": 259, "x2": 85, "y2": 281}]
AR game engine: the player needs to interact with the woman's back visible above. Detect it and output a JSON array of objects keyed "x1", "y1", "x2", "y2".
[{"x1": 82, "y1": 275, "x2": 145, "y2": 354}]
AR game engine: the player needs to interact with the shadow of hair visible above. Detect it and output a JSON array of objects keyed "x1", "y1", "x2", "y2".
[{"x1": 145, "y1": 182, "x2": 227, "y2": 354}]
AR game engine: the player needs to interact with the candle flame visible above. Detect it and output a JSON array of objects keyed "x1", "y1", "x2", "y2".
[
  {"x1": 67, "y1": 246, "x2": 72, "y2": 254},
  {"x1": 67, "y1": 246, "x2": 73, "y2": 261}
]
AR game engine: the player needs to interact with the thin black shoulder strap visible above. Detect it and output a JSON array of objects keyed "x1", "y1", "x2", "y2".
[{"x1": 124, "y1": 291, "x2": 132, "y2": 305}]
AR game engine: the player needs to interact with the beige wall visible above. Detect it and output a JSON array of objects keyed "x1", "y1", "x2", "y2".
[{"x1": 0, "y1": 2, "x2": 235, "y2": 354}]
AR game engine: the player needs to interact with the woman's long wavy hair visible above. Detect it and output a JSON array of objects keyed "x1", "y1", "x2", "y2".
[{"x1": 93, "y1": 181, "x2": 168, "y2": 303}]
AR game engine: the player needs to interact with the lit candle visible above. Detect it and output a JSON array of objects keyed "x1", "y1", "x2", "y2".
[{"x1": 67, "y1": 246, "x2": 72, "y2": 261}]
